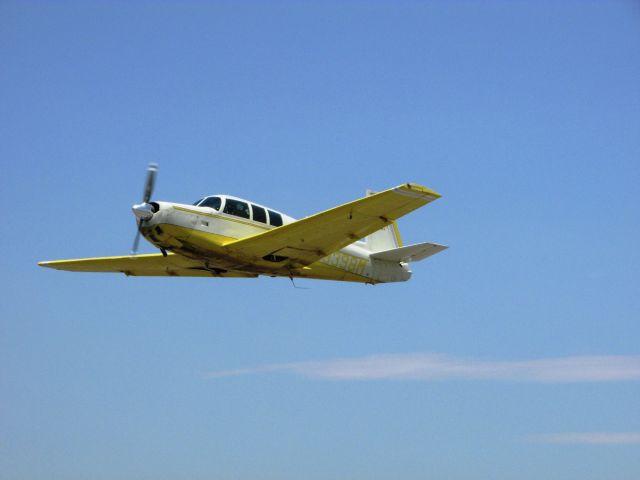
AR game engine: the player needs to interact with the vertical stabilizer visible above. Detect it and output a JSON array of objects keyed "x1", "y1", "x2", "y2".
[{"x1": 364, "y1": 189, "x2": 403, "y2": 252}]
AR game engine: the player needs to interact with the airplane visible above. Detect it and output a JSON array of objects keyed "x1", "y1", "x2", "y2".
[{"x1": 38, "y1": 164, "x2": 447, "y2": 284}]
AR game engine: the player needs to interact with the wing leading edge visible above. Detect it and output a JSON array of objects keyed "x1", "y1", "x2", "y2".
[
  {"x1": 38, "y1": 253, "x2": 256, "y2": 278},
  {"x1": 222, "y1": 183, "x2": 441, "y2": 268}
]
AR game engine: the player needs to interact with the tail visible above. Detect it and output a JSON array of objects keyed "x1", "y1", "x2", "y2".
[
  {"x1": 364, "y1": 189, "x2": 403, "y2": 252},
  {"x1": 364, "y1": 189, "x2": 448, "y2": 263}
]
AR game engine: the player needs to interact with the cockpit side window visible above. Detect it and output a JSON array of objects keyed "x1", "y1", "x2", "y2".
[
  {"x1": 268, "y1": 210, "x2": 283, "y2": 227},
  {"x1": 223, "y1": 199, "x2": 250, "y2": 219},
  {"x1": 251, "y1": 205, "x2": 267, "y2": 223},
  {"x1": 200, "y1": 196, "x2": 221, "y2": 211}
]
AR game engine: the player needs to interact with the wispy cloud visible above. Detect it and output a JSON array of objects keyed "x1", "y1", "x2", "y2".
[
  {"x1": 532, "y1": 432, "x2": 640, "y2": 445},
  {"x1": 204, "y1": 353, "x2": 640, "y2": 383}
]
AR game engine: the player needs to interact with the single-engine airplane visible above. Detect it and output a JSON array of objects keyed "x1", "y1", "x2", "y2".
[{"x1": 39, "y1": 164, "x2": 447, "y2": 284}]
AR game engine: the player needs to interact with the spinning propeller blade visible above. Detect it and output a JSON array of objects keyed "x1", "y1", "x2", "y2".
[
  {"x1": 131, "y1": 163, "x2": 158, "y2": 254},
  {"x1": 142, "y1": 163, "x2": 158, "y2": 203}
]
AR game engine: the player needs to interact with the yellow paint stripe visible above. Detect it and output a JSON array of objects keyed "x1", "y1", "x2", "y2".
[
  {"x1": 152, "y1": 223, "x2": 238, "y2": 244},
  {"x1": 173, "y1": 206, "x2": 271, "y2": 230}
]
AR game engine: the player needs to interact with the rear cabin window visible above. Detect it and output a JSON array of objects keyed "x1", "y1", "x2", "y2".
[
  {"x1": 251, "y1": 205, "x2": 267, "y2": 223},
  {"x1": 223, "y1": 199, "x2": 250, "y2": 219},
  {"x1": 199, "y1": 196, "x2": 221, "y2": 210},
  {"x1": 268, "y1": 210, "x2": 283, "y2": 227}
]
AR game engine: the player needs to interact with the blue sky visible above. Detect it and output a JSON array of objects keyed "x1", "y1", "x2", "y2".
[{"x1": 1, "y1": 1, "x2": 639, "y2": 479}]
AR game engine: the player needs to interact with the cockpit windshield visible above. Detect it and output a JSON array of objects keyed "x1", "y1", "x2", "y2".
[
  {"x1": 192, "y1": 198, "x2": 205, "y2": 206},
  {"x1": 198, "y1": 196, "x2": 222, "y2": 211}
]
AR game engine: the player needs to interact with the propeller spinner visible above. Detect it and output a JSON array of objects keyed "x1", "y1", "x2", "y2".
[{"x1": 131, "y1": 163, "x2": 158, "y2": 254}]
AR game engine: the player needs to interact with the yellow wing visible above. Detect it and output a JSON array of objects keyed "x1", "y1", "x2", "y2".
[
  {"x1": 223, "y1": 183, "x2": 441, "y2": 268},
  {"x1": 38, "y1": 252, "x2": 257, "y2": 278}
]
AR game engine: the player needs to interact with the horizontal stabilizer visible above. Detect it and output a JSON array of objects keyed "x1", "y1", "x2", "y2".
[{"x1": 370, "y1": 242, "x2": 447, "y2": 263}]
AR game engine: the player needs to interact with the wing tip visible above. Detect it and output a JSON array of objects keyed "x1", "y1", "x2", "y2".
[{"x1": 396, "y1": 183, "x2": 442, "y2": 199}]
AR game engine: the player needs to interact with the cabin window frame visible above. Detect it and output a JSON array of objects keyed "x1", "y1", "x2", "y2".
[
  {"x1": 251, "y1": 204, "x2": 267, "y2": 224},
  {"x1": 223, "y1": 198, "x2": 251, "y2": 219},
  {"x1": 267, "y1": 210, "x2": 283, "y2": 227}
]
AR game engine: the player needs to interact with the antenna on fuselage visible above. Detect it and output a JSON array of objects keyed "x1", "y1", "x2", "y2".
[{"x1": 289, "y1": 275, "x2": 310, "y2": 290}]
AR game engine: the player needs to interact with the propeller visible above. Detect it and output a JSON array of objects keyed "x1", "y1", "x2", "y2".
[{"x1": 131, "y1": 163, "x2": 158, "y2": 254}]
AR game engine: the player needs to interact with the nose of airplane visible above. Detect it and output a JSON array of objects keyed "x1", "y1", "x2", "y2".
[{"x1": 132, "y1": 202, "x2": 157, "y2": 221}]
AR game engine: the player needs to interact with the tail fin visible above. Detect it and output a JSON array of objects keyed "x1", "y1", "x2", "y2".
[{"x1": 365, "y1": 189, "x2": 403, "y2": 252}]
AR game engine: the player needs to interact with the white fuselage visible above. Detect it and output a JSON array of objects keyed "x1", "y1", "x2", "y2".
[{"x1": 140, "y1": 195, "x2": 412, "y2": 283}]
